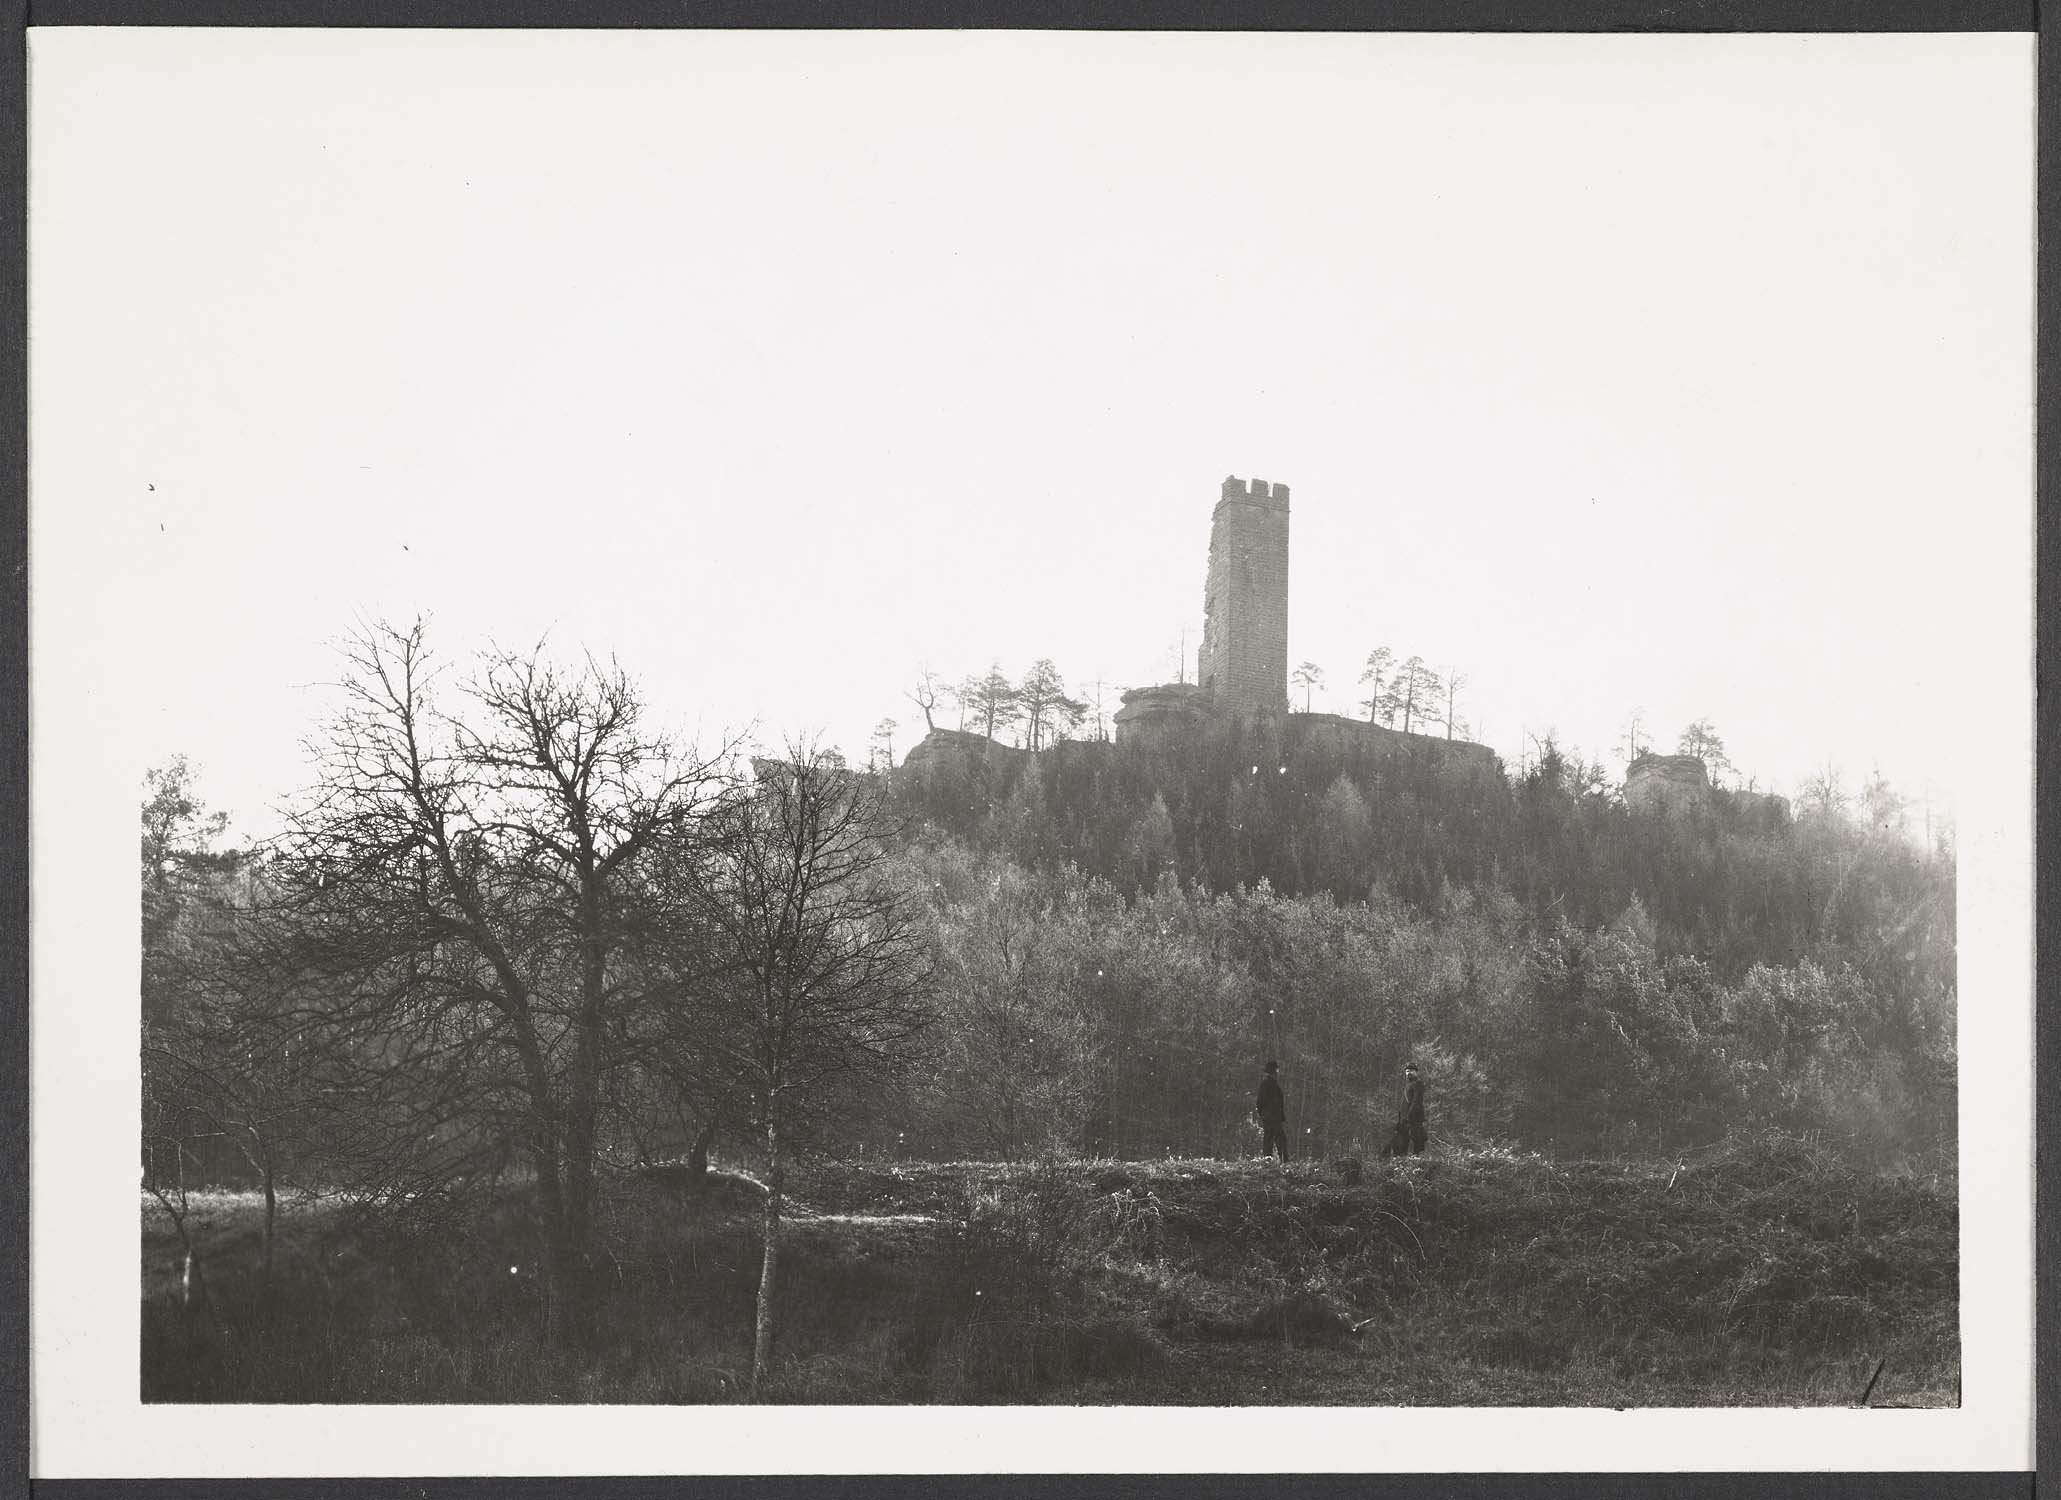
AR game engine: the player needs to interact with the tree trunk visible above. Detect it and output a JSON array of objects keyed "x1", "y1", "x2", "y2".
[
  {"x1": 556, "y1": 928, "x2": 607, "y2": 1347},
  {"x1": 179, "y1": 1247, "x2": 222, "y2": 1332},
  {"x1": 751, "y1": 1117, "x2": 784, "y2": 1398},
  {"x1": 510, "y1": 1009, "x2": 581, "y2": 1348},
  {"x1": 561, "y1": 1102, "x2": 596, "y2": 1346},
  {"x1": 529, "y1": 1133, "x2": 581, "y2": 1349},
  {"x1": 260, "y1": 1154, "x2": 277, "y2": 1311},
  {"x1": 148, "y1": 1178, "x2": 222, "y2": 1335}
]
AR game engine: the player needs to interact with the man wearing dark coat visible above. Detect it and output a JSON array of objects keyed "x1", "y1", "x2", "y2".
[
  {"x1": 1402, "y1": 1061, "x2": 1428, "y2": 1155},
  {"x1": 1254, "y1": 1060, "x2": 1288, "y2": 1161}
]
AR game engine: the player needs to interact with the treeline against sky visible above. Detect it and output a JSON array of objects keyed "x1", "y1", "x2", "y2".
[{"x1": 144, "y1": 659, "x2": 1955, "y2": 1200}]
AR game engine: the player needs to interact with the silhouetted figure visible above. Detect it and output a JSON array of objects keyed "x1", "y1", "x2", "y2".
[
  {"x1": 1402, "y1": 1061, "x2": 1427, "y2": 1155},
  {"x1": 1255, "y1": 1060, "x2": 1288, "y2": 1161}
]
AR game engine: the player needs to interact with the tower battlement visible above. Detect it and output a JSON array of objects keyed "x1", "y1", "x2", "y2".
[{"x1": 1218, "y1": 475, "x2": 1291, "y2": 510}]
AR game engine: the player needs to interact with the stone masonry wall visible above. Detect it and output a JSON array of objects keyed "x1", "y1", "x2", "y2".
[{"x1": 1198, "y1": 475, "x2": 1291, "y2": 712}]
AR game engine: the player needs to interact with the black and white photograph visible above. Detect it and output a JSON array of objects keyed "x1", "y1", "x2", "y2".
[{"x1": 26, "y1": 24, "x2": 2034, "y2": 1478}]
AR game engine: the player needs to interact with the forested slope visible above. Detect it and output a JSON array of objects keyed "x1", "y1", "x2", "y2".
[{"x1": 886, "y1": 719, "x2": 1953, "y2": 1166}]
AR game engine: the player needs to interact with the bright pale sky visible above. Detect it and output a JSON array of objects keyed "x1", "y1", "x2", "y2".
[{"x1": 31, "y1": 30, "x2": 2033, "y2": 837}]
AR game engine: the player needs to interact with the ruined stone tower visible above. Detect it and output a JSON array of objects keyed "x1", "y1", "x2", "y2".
[{"x1": 1198, "y1": 475, "x2": 1291, "y2": 712}]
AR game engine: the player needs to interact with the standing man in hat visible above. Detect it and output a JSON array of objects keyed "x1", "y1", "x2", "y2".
[
  {"x1": 1255, "y1": 1060, "x2": 1288, "y2": 1162},
  {"x1": 1402, "y1": 1061, "x2": 1428, "y2": 1155}
]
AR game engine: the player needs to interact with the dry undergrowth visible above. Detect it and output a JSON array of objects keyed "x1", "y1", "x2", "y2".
[{"x1": 142, "y1": 1135, "x2": 1957, "y2": 1406}]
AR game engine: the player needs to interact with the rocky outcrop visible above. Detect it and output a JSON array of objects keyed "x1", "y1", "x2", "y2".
[
  {"x1": 1113, "y1": 686, "x2": 1499, "y2": 775},
  {"x1": 1112, "y1": 683, "x2": 1213, "y2": 739},
  {"x1": 1731, "y1": 788, "x2": 1792, "y2": 822},
  {"x1": 899, "y1": 726, "x2": 1028, "y2": 773},
  {"x1": 1623, "y1": 754, "x2": 1792, "y2": 822},
  {"x1": 1283, "y1": 711, "x2": 1501, "y2": 775},
  {"x1": 1624, "y1": 753, "x2": 1711, "y2": 814}
]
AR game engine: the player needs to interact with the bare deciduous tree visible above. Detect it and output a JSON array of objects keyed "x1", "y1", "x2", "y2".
[
  {"x1": 142, "y1": 761, "x2": 311, "y2": 1308},
  {"x1": 1080, "y1": 678, "x2": 1116, "y2": 743},
  {"x1": 1801, "y1": 764, "x2": 1849, "y2": 820},
  {"x1": 146, "y1": 953, "x2": 311, "y2": 1311},
  {"x1": 1442, "y1": 668, "x2": 1469, "y2": 741},
  {"x1": 905, "y1": 667, "x2": 950, "y2": 735},
  {"x1": 1859, "y1": 769, "x2": 1907, "y2": 836},
  {"x1": 685, "y1": 743, "x2": 933, "y2": 1395},
  {"x1": 247, "y1": 619, "x2": 731, "y2": 1344},
  {"x1": 1617, "y1": 707, "x2": 1649, "y2": 766}
]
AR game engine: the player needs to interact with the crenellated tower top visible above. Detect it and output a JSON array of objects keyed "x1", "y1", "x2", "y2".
[{"x1": 1218, "y1": 474, "x2": 1291, "y2": 511}]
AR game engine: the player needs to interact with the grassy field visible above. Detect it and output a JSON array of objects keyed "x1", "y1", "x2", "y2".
[{"x1": 141, "y1": 1134, "x2": 1958, "y2": 1406}]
